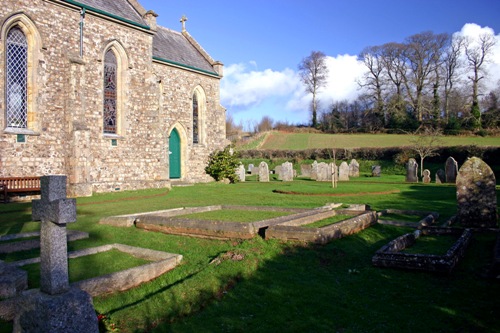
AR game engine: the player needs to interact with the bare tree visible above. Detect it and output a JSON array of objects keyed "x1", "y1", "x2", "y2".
[
  {"x1": 442, "y1": 35, "x2": 465, "y2": 123},
  {"x1": 464, "y1": 33, "x2": 496, "y2": 129},
  {"x1": 359, "y1": 45, "x2": 385, "y2": 127},
  {"x1": 401, "y1": 32, "x2": 449, "y2": 122},
  {"x1": 257, "y1": 116, "x2": 274, "y2": 133},
  {"x1": 410, "y1": 127, "x2": 442, "y2": 177},
  {"x1": 298, "y1": 51, "x2": 329, "y2": 128}
]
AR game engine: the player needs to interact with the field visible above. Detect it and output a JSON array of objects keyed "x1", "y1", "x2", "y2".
[
  {"x1": 240, "y1": 131, "x2": 500, "y2": 150},
  {"x1": 1, "y1": 175, "x2": 499, "y2": 333}
]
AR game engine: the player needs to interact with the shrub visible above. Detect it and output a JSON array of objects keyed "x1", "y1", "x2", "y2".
[{"x1": 205, "y1": 146, "x2": 240, "y2": 183}]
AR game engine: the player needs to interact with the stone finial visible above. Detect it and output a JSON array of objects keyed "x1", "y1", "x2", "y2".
[{"x1": 180, "y1": 15, "x2": 188, "y2": 32}]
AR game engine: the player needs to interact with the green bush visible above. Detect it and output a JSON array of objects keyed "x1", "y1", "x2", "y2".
[{"x1": 205, "y1": 146, "x2": 240, "y2": 183}]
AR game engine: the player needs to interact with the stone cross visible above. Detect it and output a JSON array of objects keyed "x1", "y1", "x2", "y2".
[
  {"x1": 180, "y1": 15, "x2": 188, "y2": 32},
  {"x1": 32, "y1": 175, "x2": 76, "y2": 295}
]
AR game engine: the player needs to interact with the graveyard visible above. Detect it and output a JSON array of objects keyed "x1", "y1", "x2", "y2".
[{"x1": 0, "y1": 159, "x2": 499, "y2": 332}]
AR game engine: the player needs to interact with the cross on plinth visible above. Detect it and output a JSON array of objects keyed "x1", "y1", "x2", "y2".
[{"x1": 32, "y1": 175, "x2": 76, "y2": 295}]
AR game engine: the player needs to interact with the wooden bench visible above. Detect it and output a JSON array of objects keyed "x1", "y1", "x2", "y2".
[{"x1": 0, "y1": 177, "x2": 41, "y2": 203}]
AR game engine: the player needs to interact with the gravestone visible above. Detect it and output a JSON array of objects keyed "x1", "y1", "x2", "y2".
[
  {"x1": 281, "y1": 162, "x2": 294, "y2": 182},
  {"x1": 338, "y1": 162, "x2": 350, "y2": 181},
  {"x1": 237, "y1": 164, "x2": 245, "y2": 182},
  {"x1": 258, "y1": 162, "x2": 269, "y2": 182},
  {"x1": 275, "y1": 165, "x2": 283, "y2": 179},
  {"x1": 349, "y1": 159, "x2": 359, "y2": 177},
  {"x1": 435, "y1": 169, "x2": 445, "y2": 184},
  {"x1": 422, "y1": 169, "x2": 431, "y2": 183},
  {"x1": 247, "y1": 164, "x2": 254, "y2": 174},
  {"x1": 316, "y1": 162, "x2": 331, "y2": 181},
  {"x1": 371, "y1": 165, "x2": 381, "y2": 177},
  {"x1": 311, "y1": 161, "x2": 318, "y2": 180},
  {"x1": 251, "y1": 166, "x2": 259, "y2": 175},
  {"x1": 456, "y1": 157, "x2": 498, "y2": 228},
  {"x1": 300, "y1": 164, "x2": 312, "y2": 177},
  {"x1": 405, "y1": 158, "x2": 418, "y2": 183},
  {"x1": 331, "y1": 163, "x2": 338, "y2": 188},
  {"x1": 445, "y1": 157, "x2": 458, "y2": 183},
  {"x1": 15, "y1": 175, "x2": 98, "y2": 333}
]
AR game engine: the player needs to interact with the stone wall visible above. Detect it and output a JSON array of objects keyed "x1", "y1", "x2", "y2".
[{"x1": 0, "y1": 0, "x2": 226, "y2": 196}]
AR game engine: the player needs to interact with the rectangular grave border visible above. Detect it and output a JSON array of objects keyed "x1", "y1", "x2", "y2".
[
  {"x1": 372, "y1": 227, "x2": 472, "y2": 274},
  {"x1": 377, "y1": 209, "x2": 439, "y2": 228},
  {"x1": 266, "y1": 210, "x2": 378, "y2": 244},
  {"x1": 7, "y1": 243, "x2": 182, "y2": 297},
  {"x1": 0, "y1": 230, "x2": 89, "y2": 254}
]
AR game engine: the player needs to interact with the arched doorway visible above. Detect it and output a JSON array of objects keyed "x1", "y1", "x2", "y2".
[{"x1": 169, "y1": 128, "x2": 181, "y2": 179}]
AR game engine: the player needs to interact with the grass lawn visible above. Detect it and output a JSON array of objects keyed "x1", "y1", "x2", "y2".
[
  {"x1": 254, "y1": 132, "x2": 500, "y2": 150},
  {"x1": 0, "y1": 177, "x2": 499, "y2": 333},
  {"x1": 179, "y1": 209, "x2": 291, "y2": 222},
  {"x1": 303, "y1": 214, "x2": 353, "y2": 228},
  {"x1": 403, "y1": 234, "x2": 459, "y2": 255}
]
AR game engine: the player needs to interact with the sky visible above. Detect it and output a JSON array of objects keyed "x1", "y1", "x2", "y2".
[{"x1": 139, "y1": 0, "x2": 500, "y2": 129}]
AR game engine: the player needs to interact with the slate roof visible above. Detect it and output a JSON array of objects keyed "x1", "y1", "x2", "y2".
[
  {"x1": 70, "y1": 0, "x2": 147, "y2": 26},
  {"x1": 64, "y1": 0, "x2": 218, "y2": 75},
  {"x1": 153, "y1": 27, "x2": 216, "y2": 75}
]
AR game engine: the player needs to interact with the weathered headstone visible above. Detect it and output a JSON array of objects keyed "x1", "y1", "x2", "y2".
[
  {"x1": 275, "y1": 165, "x2": 283, "y2": 179},
  {"x1": 445, "y1": 156, "x2": 458, "y2": 183},
  {"x1": 405, "y1": 158, "x2": 418, "y2": 183},
  {"x1": 251, "y1": 166, "x2": 259, "y2": 175},
  {"x1": 331, "y1": 163, "x2": 338, "y2": 188},
  {"x1": 316, "y1": 162, "x2": 331, "y2": 181},
  {"x1": 311, "y1": 161, "x2": 318, "y2": 180},
  {"x1": 300, "y1": 164, "x2": 312, "y2": 177},
  {"x1": 456, "y1": 157, "x2": 498, "y2": 228},
  {"x1": 258, "y1": 162, "x2": 269, "y2": 182},
  {"x1": 237, "y1": 164, "x2": 246, "y2": 182},
  {"x1": 15, "y1": 175, "x2": 98, "y2": 333},
  {"x1": 281, "y1": 162, "x2": 294, "y2": 182},
  {"x1": 247, "y1": 164, "x2": 254, "y2": 174},
  {"x1": 371, "y1": 165, "x2": 381, "y2": 177},
  {"x1": 338, "y1": 162, "x2": 350, "y2": 181},
  {"x1": 349, "y1": 159, "x2": 359, "y2": 177},
  {"x1": 422, "y1": 169, "x2": 431, "y2": 183},
  {"x1": 435, "y1": 169, "x2": 445, "y2": 184}
]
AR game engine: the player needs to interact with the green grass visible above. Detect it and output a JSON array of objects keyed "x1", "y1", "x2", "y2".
[
  {"x1": 21, "y1": 249, "x2": 151, "y2": 289},
  {"x1": 403, "y1": 235, "x2": 459, "y2": 255},
  {"x1": 303, "y1": 214, "x2": 353, "y2": 228},
  {"x1": 0, "y1": 179, "x2": 499, "y2": 333},
  {"x1": 180, "y1": 209, "x2": 291, "y2": 222},
  {"x1": 252, "y1": 132, "x2": 500, "y2": 150},
  {"x1": 381, "y1": 212, "x2": 426, "y2": 223}
]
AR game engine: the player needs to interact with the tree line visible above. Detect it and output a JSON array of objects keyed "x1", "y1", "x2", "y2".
[{"x1": 299, "y1": 30, "x2": 499, "y2": 134}]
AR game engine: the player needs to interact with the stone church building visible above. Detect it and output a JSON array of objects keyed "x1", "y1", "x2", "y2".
[{"x1": 1, "y1": 0, "x2": 227, "y2": 196}]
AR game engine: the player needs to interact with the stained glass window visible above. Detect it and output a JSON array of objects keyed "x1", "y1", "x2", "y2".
[
  {"x1": 6, "y1": 27, "x2": 28, "y2": 128},
  {"x1": 103, "y1": 50, "x2": 117, "y2": 134},
  {"x1": 193, "y1": 93, "x2": 199, "y2": 143}
]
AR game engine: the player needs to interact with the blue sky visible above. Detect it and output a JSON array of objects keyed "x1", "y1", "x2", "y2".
[{"x1": 139, "y1": 0, "x2": 500, "y2": 128}]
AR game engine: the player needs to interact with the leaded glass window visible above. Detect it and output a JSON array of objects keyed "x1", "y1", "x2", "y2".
[
  {"x1": 6, "y1": 27, "x2": 28, "y2": 128},
  {"x1": 193, "y1": 93, "x2": 199, "y2": 143},
  {"x1": 103, "y1": 50, "x2": 117, "y2": 134}
]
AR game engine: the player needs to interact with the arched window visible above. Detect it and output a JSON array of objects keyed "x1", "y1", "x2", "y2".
[
  {"x1": 5, "y1": 27, "x2": 28, "y2": 128},
  {"x1": 192, "y1": 93, "x2": 199, "y2": 143},
  {"x1": 103, "y1": 49, "x2": 117, "y2": 134}
]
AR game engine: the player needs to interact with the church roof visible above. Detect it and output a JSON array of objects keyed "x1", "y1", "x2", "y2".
[
  {"x1": 65, "y1": 0, "x2": 147, "y2": 26},
  {"x1": 153, "y1": 27, "x2": 217, "y2": 75},
  {"x1": 62, "y1": 0, "x2": 219, "y2": 76}
]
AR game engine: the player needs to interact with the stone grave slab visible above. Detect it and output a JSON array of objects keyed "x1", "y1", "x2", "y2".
[{"x1": 405, "y1": 158, "x2": 418, "y2": 182}]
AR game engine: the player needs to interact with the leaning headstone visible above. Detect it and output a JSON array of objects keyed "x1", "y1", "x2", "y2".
[
  {"x1": 456, "y1": 157, "x2": 498, "y2": 228},
  {"x1": 316, "y1": 162, "x2": 331, "y2": 181},
  {"x1": 311, "y1": 161, "x2": 318, "y2": 180},
  {"x1": 445, "y1": 156, "x2": 458, "y2": 183},
  {"x1": 349, "y1": 159, "x2": 360, "y2": 177},
  {"x1": 405, "y1": 158, "x2": 419, "y2": 183},
  {"x1": 15, "y1": 175, "x2": 98, "y2": 333},
  {"x1": 371, "y1": 165, "x2": 381, "y2": 177},
  {"x1": 300, "y1": 164, "x2": 312, "y2": 177},
  {"x1": 338, "y1": 162, "x2": 350, "y2": 181},
  {"x1": 258, "y1": 162, "x2": 269, "y2": 182},
  {"x1": 422, "y1": 169, "x2": 431, "y2": 183},
  {"x1": 281, "y1": 162, "x2": 294, "y2": 182},
  {"x1": 237, "y1": 164, "x2": 246, "y2": 182},
  {"x1": 435, "y1": 169, "x2": 445, "y2": 184}
]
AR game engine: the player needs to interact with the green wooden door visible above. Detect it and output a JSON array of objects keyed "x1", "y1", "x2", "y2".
[{"x1": 169, "y1": 129, "x2": 181, "y2": 179}]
